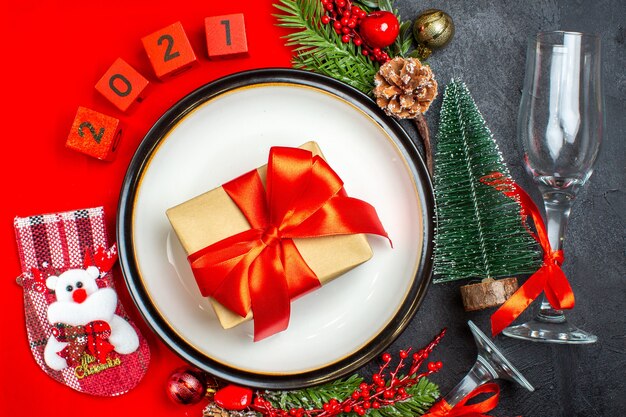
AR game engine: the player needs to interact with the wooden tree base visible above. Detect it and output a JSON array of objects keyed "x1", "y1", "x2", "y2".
[{"x1": 460, "y1": 277, "x2": 519, "y2": 311}]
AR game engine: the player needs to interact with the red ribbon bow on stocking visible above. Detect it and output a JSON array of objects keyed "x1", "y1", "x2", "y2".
[
  {"x1": 53, "y1": 320, "x2": 115, "y2": 366},
  {"x1": 480, "y1": 172, "x2": 575, "y2": 336},
  {"x1": 423, "y1": 383, "x2": 500, "y2": 417},
  {"x1": 189, "y1": 146, "x2": 389, "y2": 341}
]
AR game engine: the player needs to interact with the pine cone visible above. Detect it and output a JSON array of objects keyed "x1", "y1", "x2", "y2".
[{"x1": 373, "y1": 57, "x2": 438, "y2": 119}]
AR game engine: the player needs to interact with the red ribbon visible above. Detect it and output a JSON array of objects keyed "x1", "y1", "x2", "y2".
[
  {"x1": 188, "y1": 147, "x2": 389, "y2": 341},
  {"x1": 480, "y1": 172, "x2": 575, "y2": 336},
  {"x1": 423, "y1": 383, "x2": 500, "y2": 417},
  {"x1": 54, "y1": 320, "x2": 114, "y2": 365}
]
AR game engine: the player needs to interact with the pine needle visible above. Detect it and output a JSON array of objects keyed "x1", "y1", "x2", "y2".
[{"x1": 263, "y1": 374, "x2": 363, "y2": 410}]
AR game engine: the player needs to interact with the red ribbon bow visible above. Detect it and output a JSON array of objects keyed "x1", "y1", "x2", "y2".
[
  {"x1": 480, "y1": 173, "x2": 575, "y2": 336},
  {"x1": 423, "y1": 383, "x2": 500, "y2": 417},
  {"x1": 54, "y1": 320, "x2": 115, "y2": 366},
  {"x1": 189, "y1": 146, "x2": 389, "y2": 341}
]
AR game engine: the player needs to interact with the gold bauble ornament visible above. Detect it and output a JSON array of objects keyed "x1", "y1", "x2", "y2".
[{"x1": 412, "y1": 9, "x2": 455, "y2": 59}]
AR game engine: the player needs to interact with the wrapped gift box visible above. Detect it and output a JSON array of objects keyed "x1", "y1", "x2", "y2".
[{"x1": 166, "y1": 142, "x2": 374, "y2": 331}]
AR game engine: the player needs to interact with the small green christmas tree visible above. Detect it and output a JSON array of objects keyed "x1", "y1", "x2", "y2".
[{"x1": 433, "y1": 80, "x2": 540, "y2": 283}]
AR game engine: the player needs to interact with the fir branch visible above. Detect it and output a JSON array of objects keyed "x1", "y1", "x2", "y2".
[
  {"x1": 375, "y1": 0, "x2": 412, "y2": 57},
  {"x1": 375, "y1": 0, "x2": 394, "y2": 11},
  {"x1": 255, "y1": 332, "x2": 445, "y2": 417},
  {"x1": 354, "y1": 0, "x2": 379, "y2": 8},
  {"x1": 390, "y1": 21, "x2": 413, "y2": 57},
  {"x1": 274, "y1": 0, "x2": 379, "y2": 94},
  {"x1": 262, "y1": 375, "x2": 438, "y2": 417},
  {"x1": 263, "y1": 375, "x2": 363, "y2": 411},
  {"x1": 368, "y1": 378, "x2": 439, "y2": 417}
]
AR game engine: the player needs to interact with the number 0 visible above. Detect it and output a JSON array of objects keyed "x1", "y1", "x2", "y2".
[
  {"x1": 108, "y1": 74, "x2": 132, "y2": 97},
  {"x1": 220, "y1": 20, "x2": 232, "y2": 46}
]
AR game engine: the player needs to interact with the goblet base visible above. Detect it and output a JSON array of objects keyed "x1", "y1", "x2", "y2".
[
  {"x1": 443, "y1": 322, "x2": 534, "y2": 407},
  {"x1": 503, "y1": 318, "x2": 597, "y2": 344},
  {"x1": 468, "y1": 321, "x2": 535, "y2": 391}
]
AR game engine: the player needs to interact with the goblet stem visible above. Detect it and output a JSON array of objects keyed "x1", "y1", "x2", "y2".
[
  {"x1": 503, "y1": 186, "x2": 597, "y2": 343},
  {"x1": 442, "y1": 356, "x2": 493, "y2": 407},
  {"x1": 536, "y1": 187, "x2": 573, "y2": 322}
]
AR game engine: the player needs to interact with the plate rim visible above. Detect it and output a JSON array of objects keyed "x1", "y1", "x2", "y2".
[{"x1": 116, "y1": 68, "x2": 435, "y2": 389}]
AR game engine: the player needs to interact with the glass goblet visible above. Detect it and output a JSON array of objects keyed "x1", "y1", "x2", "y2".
[{"x1": 504, "y1": 31, "x2": 603, "y2": 344}]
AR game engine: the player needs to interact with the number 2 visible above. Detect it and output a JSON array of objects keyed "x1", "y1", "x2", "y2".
[
  {"x1": 78, "y1": 122, "x2": 104, "y2": 143},
  {"x1": 220, "y1": 20, "x2": 232, "y2": 46},
  {"x1": 158, "y1": 34, "x2": 181, "y2": 62}
]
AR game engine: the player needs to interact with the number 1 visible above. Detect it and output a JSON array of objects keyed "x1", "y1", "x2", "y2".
[{"x1": 220, "y1": 20, "x2": 232, "y2": 46}]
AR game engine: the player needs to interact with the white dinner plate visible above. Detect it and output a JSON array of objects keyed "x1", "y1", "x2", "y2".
[{"x1": 117, "y1": 69, "x2": 434, "y2": 389}]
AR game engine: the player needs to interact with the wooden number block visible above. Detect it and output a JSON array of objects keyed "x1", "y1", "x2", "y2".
[
  {"x1": 142, "y1": 21, "x2": 197, "y2": 80},
  {"x1": 95, "y1": 58, "x2": 149, "y2": 112},
  {"x1": 205, "y1": 14, "x2": 248, "y2": 59},
  {"x1": 66, "y1": 106, "x2": 122, "y2": 161}
]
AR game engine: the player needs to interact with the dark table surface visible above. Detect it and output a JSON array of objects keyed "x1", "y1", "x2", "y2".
[
  {"x1": 369, "y1": 1, "x2": 626, "y2": 416},
  {"x1": 2, "y1": 1, "x2": 623, "y2": 416}
]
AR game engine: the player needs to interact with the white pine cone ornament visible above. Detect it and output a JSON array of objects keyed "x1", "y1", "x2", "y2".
[{"x1": 373, "y1": 57, "x2": 438, "y2": 119}]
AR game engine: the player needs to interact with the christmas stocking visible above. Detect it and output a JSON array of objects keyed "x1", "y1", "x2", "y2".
[{"x1": 14, "y1": 207, "x2": 150, "y2": 396}]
